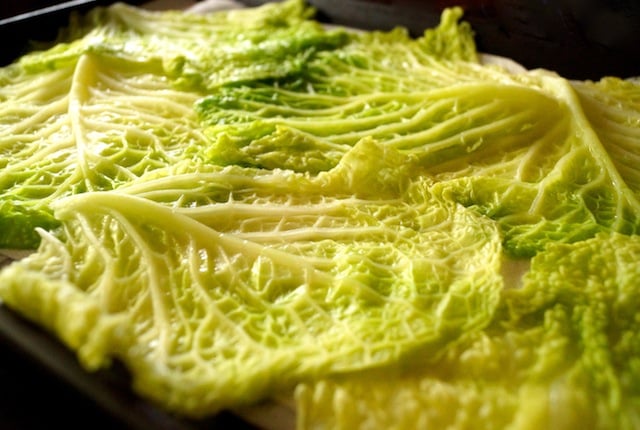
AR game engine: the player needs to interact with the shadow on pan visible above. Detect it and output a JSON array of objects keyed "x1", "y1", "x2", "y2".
[{"x1": 0, "y1": 303, "x2": 261, "y2": 430}]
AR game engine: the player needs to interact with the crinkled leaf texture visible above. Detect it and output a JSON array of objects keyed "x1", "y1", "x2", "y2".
[
  {"x1": 197, "y1": 65, "x2": 640, "y2": 257},
  {"x1": 295, "y1": 232, "x2": 640, "y2": 430},
  {"x1": 0, "y1": 52, "x2": 208, "y2": 248},
  {"x1": 0, "y1": 142, "x2": 503, "y2": 416},
  {"x1": 0, "y1": 0, "x2": 346, "y2": 249}
]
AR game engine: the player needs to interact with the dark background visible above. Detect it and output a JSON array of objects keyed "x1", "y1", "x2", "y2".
[
  {"x1": 0, "y1": 341, "x2": 128, "y2": 429},
  {"x1": 1, "y1": 0, "x2": 62, "y2": 18},
  {"x1": 0, "y1": 304, "x2": 259, "y2": 430}
]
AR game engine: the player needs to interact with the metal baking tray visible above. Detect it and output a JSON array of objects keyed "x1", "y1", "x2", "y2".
[
  {"x1": 0, "y1": 301, "x2": 261, "y2": 429},
  {"x1": 0, "y1": 0, "x2": 149, "y2": 65}
]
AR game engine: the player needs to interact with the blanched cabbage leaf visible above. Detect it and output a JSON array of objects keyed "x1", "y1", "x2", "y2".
[
  {"x1": 0, "y1": 0, "x2": 346, "y2": 249},
  {"x1": 197, "y1": 48, "x2": 640, "y2": 257},
  {"x1": 572, "y1": 77, "x2": 640, "y2": 199},
  {"x1": 0, "y1": 141, "x2": 503, "y2": 415},
  {"x1": 0, "y1": 52, "x2": 208, "y2": 248},
  {"x1": 295, "y1": 232, "x2": 640, "y2": 430},
  {"x1": 16, "y1": 0, "x2": 346, "y2": 86}
]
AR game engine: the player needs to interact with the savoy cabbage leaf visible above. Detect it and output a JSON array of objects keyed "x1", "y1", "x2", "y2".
[
  {"x1": 0, "y1": 0, "x2": 346, "y2": 249},
  {"x1": 0, "y1": 143, "x2": 503, "y2": 415},
  {"x1": 0, "y1": 52, "x2": 208, "y2": 248},
  {"x1": 295, "y1": 232, "x2": 640, "y2": 430},
  {"x1": 197, "y1": 54, "x2": 640, "y2": 256},
  {"x1": 16, "y1": 0, "x2": 344, "y2": 85}
]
